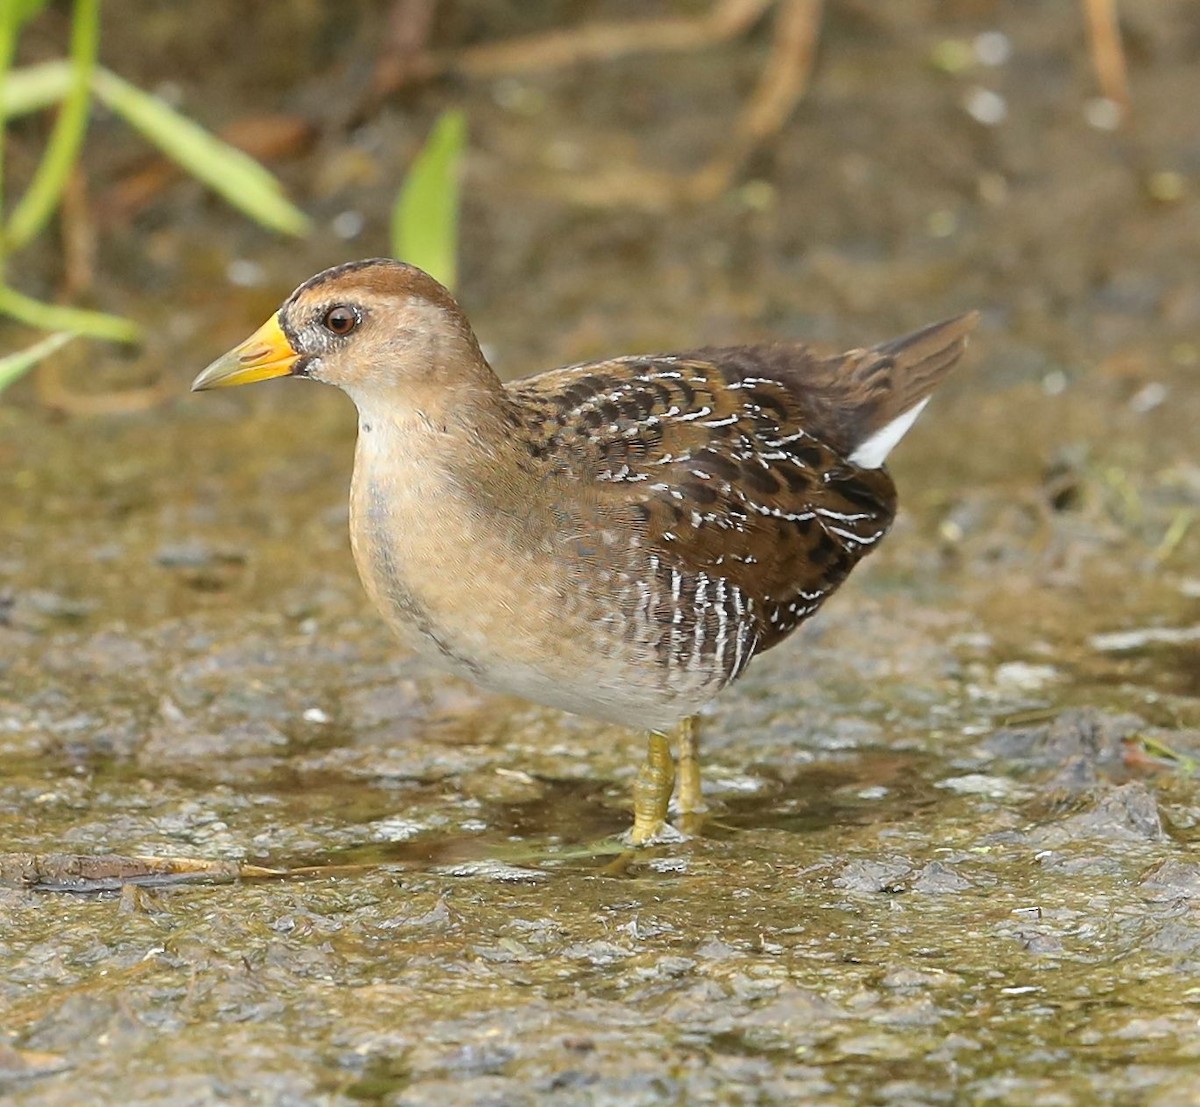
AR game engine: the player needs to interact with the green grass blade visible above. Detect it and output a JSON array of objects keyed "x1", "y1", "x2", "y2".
[
  {"x1": 5, "y1": 0, "x2": 99, "y2": 252},
  {"x1": 0, "y1": 60, "x2": 72, "y2": 120},
  {"x1": 11, "y1": 0, "x2": 52, "y2": 29},
  {"x1": 1, "y1": 61, "x2": 310, "y2": 236},
  {"x1": 0, "y1": 330, "x2": 73, "y2": 394},
  {"x1": 391, "y1": 110, "x2": 467, "y2": 291},
  {"x1": 0, "y1": 283, "x2": 140, "y2": 342},
  {"x1": 90, "y1": 66, "x2": 311, "y2": 237},
  {"x1": 0, "y1": 3, "x2": 25, "y2": 240}
]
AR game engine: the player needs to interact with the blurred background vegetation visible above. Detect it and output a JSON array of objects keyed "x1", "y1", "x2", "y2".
[
  {"x1": 1, "y1": 0, "x2": 1194, "y2": 664},
  {"x1": 3, "y1": 1, "x2": 1182, "y2": 404},
  {"x1": 1, "y1": 0, "x2": 1196, "y2": 598},
  {"x1": 1, "y1": 0, "x2": 467, "y2": 395}
]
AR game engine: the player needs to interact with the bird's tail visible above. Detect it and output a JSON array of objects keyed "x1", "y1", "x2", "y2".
[{"x1": 841, "y1": 311, "x2": 979, "y2": 469}]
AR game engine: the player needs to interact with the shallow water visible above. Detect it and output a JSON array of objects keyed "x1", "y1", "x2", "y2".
[{"x1": 3, "y1": 1, "x2": 1200, "y2": 1103}]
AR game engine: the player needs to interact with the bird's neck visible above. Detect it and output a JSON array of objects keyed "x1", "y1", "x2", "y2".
[
  {"x1": 346, "y1": 386, "x2": 555, "y2": 660},
  {"x1": 349, "y1": 383, "x2": 540, "y2": 534}
]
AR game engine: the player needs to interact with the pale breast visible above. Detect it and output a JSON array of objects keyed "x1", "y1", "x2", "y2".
[{"x1": 348, "y1": 428, "x2": 729, "y2": 730}]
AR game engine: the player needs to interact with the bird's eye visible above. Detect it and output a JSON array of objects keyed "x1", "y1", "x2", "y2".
[{"x1": 323, "y1": 306, "x2": 358, "y2": 336}]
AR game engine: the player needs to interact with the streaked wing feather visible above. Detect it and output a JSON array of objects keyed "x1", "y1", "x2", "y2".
[{"x1": 507, "y1": 347, "x2": 898, "y2": 666}]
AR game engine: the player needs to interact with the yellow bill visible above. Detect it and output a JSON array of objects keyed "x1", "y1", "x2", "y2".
[{"x1": 190, "y1": 313, "x2": 300, "y2": 391}]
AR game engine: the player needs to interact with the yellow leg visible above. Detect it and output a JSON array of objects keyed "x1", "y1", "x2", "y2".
[
  {"x1": 626, "y1": 731, "x2": 676, "y2": 845},
  {"x1": 674, "y1": 714, "x2": 705, "y2": 818}
]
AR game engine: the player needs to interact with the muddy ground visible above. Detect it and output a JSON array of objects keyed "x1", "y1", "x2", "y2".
[{"x1": 2, "y1": 1, "x2": 1200, "y2": 1104}]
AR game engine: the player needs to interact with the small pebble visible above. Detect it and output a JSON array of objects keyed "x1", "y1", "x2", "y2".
[
  {"x1": 226, "y1": 259, "x2": 267, "y2": 288},
  {"x1": 1083, "y1": 97, "x2": 1123, "y2": 131},
  {"x1": 331, "y1": 210, "x2": 365, "y2": 240},
  {"x1": 964, "y1": 87, "x2": 1007, "y2": 126},
  {"x1": 927, "y1": 209, "x2": 958, "y2": 238},
  {"x1": 1146, "y1": 170, "x2": 1186, "y2": 205},
  {"x1": 994, "y1": 661, "x2": 1059, "y2": 692},
  {"x1": 930, "y1": 39, "x2": 973, "y2": 75},
  {"x1": 1090, "y1": 625, "x2": 1200, "y2": 652},
  {"x1": 1042, "y1": 369, "x2": 1068, "y2": 396},
  {"x1": 973, "y1": 31, "x2": 1012, "y2": 67},
  {"x1": 1171, "y1": 343, "x2": 1198, "y2": 367},
  {"x1": 156, "y1": 541, "x2": 216, "y2": 568},
  {"x1": 1128, "y1": 381, "x2": 1167, "y2": 414},
  {"x1": 937, "y1": 774, "x2": 1018, "y2": 798}
]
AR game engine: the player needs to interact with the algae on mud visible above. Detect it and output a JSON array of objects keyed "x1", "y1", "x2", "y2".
[{"x1": 3, "y1": 1, "x2": 1200, "y2": 1104}]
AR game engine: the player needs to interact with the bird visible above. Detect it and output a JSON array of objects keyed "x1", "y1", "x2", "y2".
[{"x1": 192, "y1": 258, "x2": 975, "y2": 844}]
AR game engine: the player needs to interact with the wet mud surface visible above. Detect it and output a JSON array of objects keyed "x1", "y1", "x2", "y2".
[{"x1": 3, "y1": 2, "x2": 1200, "y2": 1103}]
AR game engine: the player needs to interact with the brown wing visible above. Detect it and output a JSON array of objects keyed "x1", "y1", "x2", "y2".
[
  {"x1": 507, "y1": 349, "x2": 898, "y2": 664},
  {"x1": 505, "y1": 316, "x2": 971, "y2": 685}
]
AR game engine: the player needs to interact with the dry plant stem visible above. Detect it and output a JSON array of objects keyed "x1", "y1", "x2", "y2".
[
  {"x1": 1083, "y1": 0, "x2": 1129, "y2": 115},
  {"x1": 687, "y1": 0, "x2": 823, "y2": 202},
  {"x1": 38, "y1": 172, "x2": 168, "y2": 416},
  {"x1": 544, "y1": 0, "x2": 821, "y2": 209},
  {"x1": 36, "y1": 343, "x2": 168, "y2": 415},
  {"x1": 358, "y1": 0, "x2": 440, "y2": 117},
  {"x1": 0, "y1": 851, "x2": 380, "y2": 894},
  {"x1": 451, "y1": 0, "x2": 773, "y2": 78},
  {"x1": 363, "y1": 0, "x2": 773, "y2": 99}
]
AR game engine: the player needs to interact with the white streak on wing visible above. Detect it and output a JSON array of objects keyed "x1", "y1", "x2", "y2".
[
  {"x1": 729, "y1": 585, "x2": 752, "y2": 679},
  {"x1": 667, "y1": 567, "x2": 685, "y2": 672},
  {"x1": 725, "y1": 377, "x2": 776, "y2": 389},
  {"x1": 642, "y1": 557, "x2": 662, "y2": 631},
  {"x1": 814, "y1": 507, "x2": 871, "y2": 522},
  {"x1": 848, "y1": 398, "x2": 930, "y2": 468},
  {"x1": 713, "y1": 577, "x2": 729, "y2": 675},
  {"x1": 826, "y1": 524, "x2": 884, "y2": 546},
  {"x1": 692, "y1": 573, "x2": 709, "y2": 670}
]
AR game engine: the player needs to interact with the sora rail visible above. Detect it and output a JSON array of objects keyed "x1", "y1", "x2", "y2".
[{"x1": 193, "y1": 259, "x2": 976, "y2": 844}]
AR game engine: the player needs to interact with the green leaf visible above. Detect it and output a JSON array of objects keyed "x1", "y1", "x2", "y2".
[
  {"x1": 0, "y1": 284, "x2": 140, "y2": 343},
  {"x1": 5, "y1": 0, "x2": 99, "y2": 252},
  {"x1": 11, "y1": 0, "x2": 53, "y2": 29},
  {"x1": 0, "y1": 60, "x2": 72, "y2": 120},
  {"x1": 0, "y1": 331, "x2": 74, "y2": 394},
  {"x1": 391, "y1": 110, "x2": 467, "y2": 291},
  {"x1": 90, "y1": 67, "x2": 311, "y2": 237},
  {"x1": 0, "y1": 62, "x2": 310, "y2": 237}
]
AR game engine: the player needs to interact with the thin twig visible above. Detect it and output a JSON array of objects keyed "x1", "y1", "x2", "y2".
[
  {"x1": 551, "y1": 0, "x2": 823, "y2": 208},
  {"x1": 452, "y1": 0, "x2": 773, "y2": 78},
  {"x1": 688, "y1": 0, "x2": 824, "y2": 202},
  {"x1": 1083, "y1": 0, "x2": 1130, "y2": 117}
]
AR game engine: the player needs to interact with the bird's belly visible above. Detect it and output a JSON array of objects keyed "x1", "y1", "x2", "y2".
[{"x1": 350, "y1": 513, "x2": 719, "y2": 731}]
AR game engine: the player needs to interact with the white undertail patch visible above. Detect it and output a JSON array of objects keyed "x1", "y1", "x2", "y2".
[{"x1": 848, "y1": 397, "x2": 931, "y2": 469}]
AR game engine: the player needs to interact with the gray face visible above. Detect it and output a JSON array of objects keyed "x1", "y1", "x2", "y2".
[{"x1": 280, "y1": 300, "x2": 370, "y2": 382}]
